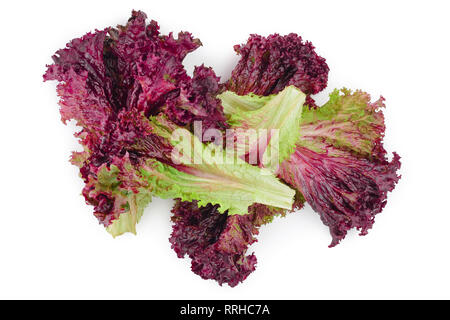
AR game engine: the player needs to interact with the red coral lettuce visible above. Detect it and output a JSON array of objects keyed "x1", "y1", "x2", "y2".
[
  {"x1": 170, "y1": 200, "x2": 287, "y2": 287},
  {"x1": 225, "y1": 33, "x2": 329, "y2": 106},
  {"x1": 278, "y1": 89, "x2": 401, "y2": 246}
]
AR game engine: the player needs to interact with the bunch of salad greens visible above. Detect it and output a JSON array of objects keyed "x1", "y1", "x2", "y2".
[{"x1": 45, "y1": 11, "x2": 401, "y2": 287}]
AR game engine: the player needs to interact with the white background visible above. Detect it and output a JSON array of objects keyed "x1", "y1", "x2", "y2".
[{"x1": 1, "y1": 0, "x2": 449, "y2": 299}]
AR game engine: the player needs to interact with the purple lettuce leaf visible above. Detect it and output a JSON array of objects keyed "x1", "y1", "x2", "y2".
[
  {"x1": 278, "y1": 89, "x2": 401, "y2": 247},
  {"x1": 44, "y1": 10, "x2": 229, "y2": 232},
  {"x1": 225, "y1": 33, "x2": 329, "y2": 106},
  {"x1": 170, "y1": 200, "x2": 289, "y2": 287}
]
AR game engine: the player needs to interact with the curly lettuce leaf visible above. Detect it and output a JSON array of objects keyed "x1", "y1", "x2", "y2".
[
  {"x1": 166, "y1": 65, "x2": 229, "y2": 136},
  {"x1": 298, "y1": 89, "x2": 386, "y2": 157},
  {"x1": 44, "y1": 11, "x2": 230, "y2": 233},
  {"x1": 278, "y1": 89, "x2": 401, "y2": 246},
  {"x1": 77, "y1": 154, "x2": 152, "y2": 237},
  {"x1": 139, "y1": 115, "x2": 296, "y2": 214},
  {"x1": 170, "y1": 200, "x2": 286, "y2": 287},
  {"x1": 218, "y1": 85, "x2": 305, "y2": 169},
  {"x1": 225, "y1": 33, "x2": 329, "y2": 106},
  {"x1": 106, "y1": 191, "x2": 152, "y2": 237}
]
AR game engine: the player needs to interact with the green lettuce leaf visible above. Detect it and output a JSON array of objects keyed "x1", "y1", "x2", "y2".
[
  {"x1": 218, "y1": 85, "x2": 305, "y2": 170},
  {"x1": 139, "y1": 115, "x2": 296, "y2": 214},
  {"x1": 106, "y1": 190, "x2": 152, "y2": 237},
  {"x1": 80, "y1": 157, "x2": 153, "y2": 238},
  {"x1": 277, "y1": 88, "x2": 401, "y2": 246},
  {"x1": 297, "y1": 88, "x2": 385, "y2": 156}
]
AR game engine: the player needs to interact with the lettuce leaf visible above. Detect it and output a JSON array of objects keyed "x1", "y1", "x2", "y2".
[
  {"x1": 279, "y1": 89, "x2": 401, "y2": 246},
  {"x1": 44, "y1": 11, "x2": 231, "y2": 233},
  {"x1": 218, "y1": 85, "x2": 305, "y2": 169},
  {"x1": 76, "y1": 154, "x2": 152, "y2": 237},
  {"x1": 298, "y1": 89, "x2": 386, "y2": 157},
  {"x1": 278, "y1": 89, "x2": 400, "y2": 247},
  {"x1": 221, "y1": 87, "x2": 401, "y2": 247},
  {"x1": 139, "y1": 115, "x2": 295, "y2": 214},
  {"x1": 225, "y1": 33, "x2": 329, "y2": 106},
  {"x1": 170, "y1": 200, "x2": 286, "y2": 287}
]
